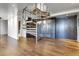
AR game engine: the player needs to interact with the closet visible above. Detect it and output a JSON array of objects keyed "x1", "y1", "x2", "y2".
[
  {"x1": 56, "y1": 15, "x2": 77, "y2": 39},
  {"x1": 37, "y1": 15, "x2": 77, "y2": 40}
]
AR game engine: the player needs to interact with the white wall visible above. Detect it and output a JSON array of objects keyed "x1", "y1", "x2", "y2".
[
  {"x1": 0, "y1": 3, "x2": 8, "y2": 20},
  {"x1": 0, "y1": 4, "x2": 8, "y2": 35},
  {"x1": 8, "y1": 4, "x2": 18, "y2": 39},
  {"x1": 0, "y1": 19, "x2": 8, "y2": 35}
]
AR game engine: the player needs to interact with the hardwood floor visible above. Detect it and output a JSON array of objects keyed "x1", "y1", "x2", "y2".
[{"x1": 0, "y1": 35, "x2": 79, "y2": 56}]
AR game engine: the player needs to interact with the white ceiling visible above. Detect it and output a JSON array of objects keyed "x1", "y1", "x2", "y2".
[
  {"x1": 0, "y1": 3, "x2": 79, "y2": 14},
  {"x1": 45, "y1": 3, "x2": 79, "y2": 14},
  {"x1": 17, "y1": 3, "x2": 33, "y2": 11},
  {"x1": 0, "y1": 3, "x2": 79, "y2": 19},
  {"x1": 17, "y1": 3, "x2": 79, "y2": 14}
]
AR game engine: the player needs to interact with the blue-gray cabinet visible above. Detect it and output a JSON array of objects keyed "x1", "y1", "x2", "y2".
[{"x1": 37, "y1": 15, "x2": 77, "y2": 40}]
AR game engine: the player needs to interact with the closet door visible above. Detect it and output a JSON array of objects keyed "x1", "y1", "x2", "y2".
[
  {"x1": 65, "y1": 16, "x2": 77, "y2": 39},
  {"x1": 44, "y1": 20, "x2": 55, "y2": 38},
  {"x1": 37, "y1": 19, "x2": 55, "y2": 39},
  {"x1": 55, "y1": 15, "x2": 77, "y2": 40},
  {"x1": 55, "y1": 17, "x2": 66, "y2": 39}
]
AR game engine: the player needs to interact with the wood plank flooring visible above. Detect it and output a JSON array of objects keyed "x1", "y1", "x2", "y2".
[{"x1": 0, "y1": 35, "x2": 79, "y2": 56}]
